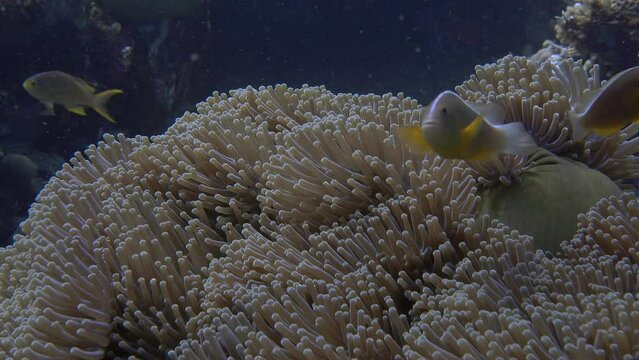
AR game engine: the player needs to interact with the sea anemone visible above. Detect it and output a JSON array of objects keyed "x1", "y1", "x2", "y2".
[
  {"x1": 1, "y1": 56, "x2": 639, "y2": 358},
  {"x1": 457, "y1": 55, "x2": 639, "y2": 251}
]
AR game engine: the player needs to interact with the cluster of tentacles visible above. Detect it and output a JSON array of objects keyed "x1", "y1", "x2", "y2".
[{"x1": 1, "y1": 56, "x2": 638, "y2": 359}]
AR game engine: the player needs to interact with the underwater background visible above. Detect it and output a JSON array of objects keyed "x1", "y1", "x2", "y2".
[
  {"x1": 0, "y1": 0, "x2": 565, "y2": 245},
  {"x1": 5, "y1": 1, "x2": 639, "y2": 358}
]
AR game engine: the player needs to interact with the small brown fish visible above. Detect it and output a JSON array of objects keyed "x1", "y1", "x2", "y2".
[
  {"x1": 397, "y1": 91, "x2": 537, "y2": 160},
  {"x1": 569, "y1": 66, "x2": 639, "y2": 140},
  {"x1": 23, "y1": 71, "x2": 122, "y2": 123}
]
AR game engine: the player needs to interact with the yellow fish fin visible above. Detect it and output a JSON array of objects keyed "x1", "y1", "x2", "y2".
[
  {"x1": 464, "y1": 149, "x2": 494, "y2": 161},
  {"x1": 460, "y1": 115, "x2": 484, "y2": 145},
  {"x1": 459, "y1": 116, "x2": 511, "y2": 161},
  {"x1": 591, "y1": 125, "x2": 623, "y2": 137},
  {"x1": 396, "y1": 126, "x2": 432, "y2": 153},
  {"x1": 92, "y1": 89, "x2": 123, "y2": 124},
  {"x1": 65, "y1": 105, "x2": 87, "y2": 116}
]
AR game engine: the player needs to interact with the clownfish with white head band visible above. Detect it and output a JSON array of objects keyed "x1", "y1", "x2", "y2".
[{"x1": 397, "y1": 91, "x2": 537, "y2": 160}]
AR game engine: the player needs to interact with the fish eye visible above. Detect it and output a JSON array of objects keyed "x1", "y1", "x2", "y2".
[
  {"x1": 441, "y1": 107, "x2": 447, "y2": 114},
  {"x1": 30, "y1": 81, "x2": 36, "y2": 86}
]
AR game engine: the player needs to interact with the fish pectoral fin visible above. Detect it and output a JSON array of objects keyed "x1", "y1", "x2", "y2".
[
  {"x1": 395, "y1": 125, "x2": 432, "y2": 153},
  {"x1": 459, "y1": 116, "x2": 509, "y2": 160},
  {"x1": 65, "y1": 105, "x2": 87, "y2": 116},
  {"x1": 40, "y1": 102, "x2": 55, "y2": 116},
  {"x1": 460, "y1": 115, "x2": 484, "y2": 144}
]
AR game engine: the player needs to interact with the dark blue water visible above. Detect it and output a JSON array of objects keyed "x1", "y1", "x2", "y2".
[{"x1": 0, "y1": 0, "x2": 560, "y2": 245}]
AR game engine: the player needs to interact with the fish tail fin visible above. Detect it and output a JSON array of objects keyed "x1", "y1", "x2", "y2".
[
  {"x1": 498, "y1": 122, "x2": 538, "y2": 157},
  {"x1": 568, "y1": 111, "x2": 589, "y2": 141},
  {"x1": 92, "y1": 89, "x2": 123, "y2": 123}
]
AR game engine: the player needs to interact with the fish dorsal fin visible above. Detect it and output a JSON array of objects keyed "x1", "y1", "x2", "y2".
[
  {"x1": 608, "y1": 65, "x2": 639, "y2": 83},
  {"x1": 573, "y1": 87, "x2": 603, "y2": 115},
  {"x1": 396, "y1": 125, "x2": 433, "y2": 153},
  {"x1": 467, "y1": 101, "x2": 506, "y2": 125},
  {"x1": 573, "y1": 67, "x2": 639, "y2": 114},
  {"x1": 65, "y1": 73, "x2": 96, "y2": 94},
  {"x1": 66, "y1": 105, "x2": 87, "y2": 116}
]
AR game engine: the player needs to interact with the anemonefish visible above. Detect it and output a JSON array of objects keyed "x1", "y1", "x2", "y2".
[
  {"x1": 397, "y1": 91, "x2": 537, "y2": 160},
  {"x1": 568, "y1": 66, "x2": 639, "y2": 140}
]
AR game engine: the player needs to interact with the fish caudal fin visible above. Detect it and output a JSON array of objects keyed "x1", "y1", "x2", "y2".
[
  {"x1": 498, "y1": 122, "x2": 538, "y2": 157},
  {"x1": 92, "y1": 89, "x2": 123, "y2": 123},
  {"x1": 567, "y1": 111, "x2": 590, "y2": 141}
]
